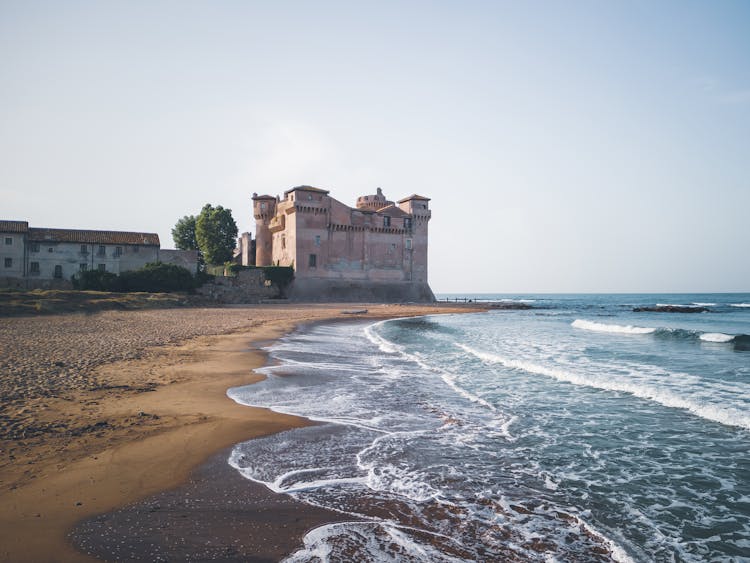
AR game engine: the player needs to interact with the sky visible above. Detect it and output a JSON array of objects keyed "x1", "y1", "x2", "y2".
[{"x1": 1, "y1": 0, "x2": 748, "y2": 293}]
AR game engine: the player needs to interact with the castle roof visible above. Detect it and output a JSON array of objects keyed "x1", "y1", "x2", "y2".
[
  {"x1": 252, "y1": 193, "x2": 276, "y2": 200},
  {"x1": 375, "y1": 204, "x2": 410, "y2": 218},
  {"x1": 284, "y1": 185, "x2": 330, "y2": 196},
  {"x1": 397, "y1": 194, "x2": 430, "y2": 203},
  {"x1": 28, "y1": 228, "x2": 160, "y2": 246},
  {"x1": 0, "y1": 220, "x2": 29, "y2": 233}
]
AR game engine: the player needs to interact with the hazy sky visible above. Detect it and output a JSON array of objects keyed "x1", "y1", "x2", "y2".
[{"x1": 2, "y1": 1, "x2": 748, "y2": 293}]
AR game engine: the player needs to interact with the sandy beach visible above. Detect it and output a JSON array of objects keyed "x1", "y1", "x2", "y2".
[{"x1": 0, "y1": 303, "x2": 476, "y2": 562}]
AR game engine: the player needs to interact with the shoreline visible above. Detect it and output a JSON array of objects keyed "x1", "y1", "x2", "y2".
[{"x1": 0, "y1": 303, "x2": 483, "y2": 562}]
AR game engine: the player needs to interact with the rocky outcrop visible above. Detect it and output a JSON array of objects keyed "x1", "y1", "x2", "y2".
[{"x1": 633, "y1": 305, "x2": 709, "y2": 313}]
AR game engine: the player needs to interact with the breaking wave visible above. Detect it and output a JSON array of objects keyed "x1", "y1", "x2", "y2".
[
  {"x1": 457, "y1": 344, "x2": 750, "y2": 430},
  {"x1": 572, "y1": 319, "x2": 656, "y2": 335},
  {"x1": 572, "y1": 319, "x2": 748, "y2": 349}
]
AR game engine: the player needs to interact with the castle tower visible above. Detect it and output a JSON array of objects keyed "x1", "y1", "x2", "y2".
[
  {"x1": 252, "y1": 193, "x2": 277, "y2": 266},
  {"x1": 356, "y1": 187, "x2": 393, "y2": 211},
  {"x1": 397, "y1": 195, "x2": 431, "y2": 283}
]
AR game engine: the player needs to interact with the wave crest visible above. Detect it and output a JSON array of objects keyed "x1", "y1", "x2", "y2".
[{"x1": 572, "y1": 319, "x2": 656, "y2": 335}]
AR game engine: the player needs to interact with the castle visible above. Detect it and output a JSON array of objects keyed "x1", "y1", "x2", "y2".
[{"x1": 252, "y1": 186, "x2": 434, "y2": 301}]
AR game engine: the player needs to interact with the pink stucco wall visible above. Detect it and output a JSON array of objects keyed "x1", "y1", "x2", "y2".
[{"x1": 253, "y1": 187, "x2": 430, "y2": 284}]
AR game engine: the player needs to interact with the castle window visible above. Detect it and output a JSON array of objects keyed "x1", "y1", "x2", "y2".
[
  {"x1": 383, "y1": 216, "x2": 391, "y2": 227},
  {"x1": 80, "y1": 263, "x2": 88, "y2": 272},
  {"x1": 30, "y1": 262, "x2": 40, "y2": 275},
  {"x1": 114, "y1": 246, "x2": 123, "y2": 257},
  {"x1": 133, "y1": 245, "x2": 139, "y2": 253},
  {"x1": 308, "y1": 194, "x2": 313, "y2": 200},
  {"x1": 281, "y1": 235, "x2": 286, "y2": 249},
  {"x1": 308, "y1": 254, "x2": 317, "y2": 268},
  {"x1": 30, "y1": 242, "x2": 40, "y2": 252},
  {"x1": 406, "y1": 238, "x2": 412, "y2": 250},
  {"x1": 98, "y1": 264, "x2": 106, "y2": 272},
  {"x1": 54, "y1": 265, "x2": 63, "y2": 278},
  {"x1": 48, "y1": 247, "x2": 54, "y2": 252},
  {"x1": 404, "y1": 218, "x2": 412, "y2": 230},
  {"x1": 80, "y1": 244, "x2": 88, "y2": 254},
  {"x1": 97, "y1": 245, "x2": 106, "y2": 256},
  {"x1": 4, "y1": 258, "x2": 12, "y2": 268},
  {"x1": 261, "y1": 202, "x2": 266, "y2": 210},
  {"x1": 4, "y1": 237, "x2": 11, "y2": 245},
  {"x1": 315, "y1": 235, "x2": 321, "y2": 246}
]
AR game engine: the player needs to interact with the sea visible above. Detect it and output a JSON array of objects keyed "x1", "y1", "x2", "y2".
[{"x1": 227, "y1": 294, "x2": 750, "y2": 562}]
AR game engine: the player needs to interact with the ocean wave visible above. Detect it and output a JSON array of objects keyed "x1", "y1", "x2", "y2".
[
  {"x1": 457, "y1": 344, "x2": 750, "y2": 430},
  {"x1": 572, "y1": 319, "x2": 747, "y2": 348},
  {"x1": 692, "y1": 302, "x2": 717, "y2": 307},
  {"x1": 572, "y1": 319, "x2": 656, "y2": 335},
  {"x1": 366, "y1": 320, "x2": 497, "y2": 412},
  {"x1": 700, "y1": 333, "x2": 735, "y2": 343},
  {"x1": 731, "y1": 303, "x2": 750, "y2": 308}
]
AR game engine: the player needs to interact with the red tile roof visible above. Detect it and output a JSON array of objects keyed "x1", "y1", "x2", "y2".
[
  {"x1": 28, "y1": 228, "x2": 160, "y2": 246},
  {"x1": 397, "y1": 194, "x2": 430, "y2": 203},
  {"x1": 284, "y1": 185, "x2": 330, "y2": 196},
  {"x1": 0, "y1": 220, "x2": 29, "y2": 233},
  {"x1": 375, "y1": 204, "x2": 410, "y2": 217}
]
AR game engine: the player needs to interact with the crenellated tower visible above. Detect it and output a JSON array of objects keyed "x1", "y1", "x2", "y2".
[
  {"x1": 397, "y1": 195, "x2": 431, "y2": 283},
  {"x1": 252, "y1": 193, "x2": 277, "y2": 266}
]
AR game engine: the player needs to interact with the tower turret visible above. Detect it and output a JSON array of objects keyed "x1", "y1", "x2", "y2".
[
  {"x1": 397, "y1": 195, "x2": 431, "y2": 283},
  {"x1": 252, "y1": 193, "x2": 277, "y2": 266},
  {"x1": 356, "y1": 187, "x2": 393, "y2": 211}
]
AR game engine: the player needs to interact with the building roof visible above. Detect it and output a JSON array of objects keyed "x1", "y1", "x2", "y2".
[
  {"x1": 283, "y1": 185, "x2": 330, "y2": 196},
  {"x1": 375, "y1": 204, "x2": 410, "y2": 218},
  {"x1": 397, "y1": 194, "x2": 431, "y2": 203},
  {"x1": 0, "y1": 220, "x2": 29, "y2": 233},
  {"x1": 252, "y1": 193, "x2": 276, "y2": 200},
  {"x1": 28, "y1": 228, "x2": 160, "y2": 246}
]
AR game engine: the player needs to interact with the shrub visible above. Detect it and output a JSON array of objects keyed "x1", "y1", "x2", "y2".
[
  {"x1": 72, "y1": 269, "x2": 119, "y2": 291},
  {"x1": 116, "y1": 263, "x2": 196, "y2": 293},
  {"x1": 261, "y1": 266, "x2": 294, "y2": 288}
]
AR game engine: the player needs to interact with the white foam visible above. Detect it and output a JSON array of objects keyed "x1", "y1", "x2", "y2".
[
  {"x1": 699, "y1": 333, "x2": 735, "y2": 343},
  {"x1": 731, "y1": 303, "x2": 750, "y2": 308},
  {"x1": 364, "y1": 320, "x2": 403, "y2": 354},
  {"x1": 656, "y1": 303, "x2": 702, "y2": 308},
  {"x1": 458, "y1": 344, "x2": 750, "y2": 430},
  {"x1": 572, "y1": 319, "x2": 656, "y2": 335},
  {"x1": 692, "y1": 302, "x2": 717, "y2": 307}
]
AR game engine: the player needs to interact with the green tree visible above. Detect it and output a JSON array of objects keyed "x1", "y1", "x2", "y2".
[
  {"x1": 171, "y1": 215, "x2": 198, "y2": 250},
  {"x1": 195, "y1": 204, "x2": 238, "y2": 265}
]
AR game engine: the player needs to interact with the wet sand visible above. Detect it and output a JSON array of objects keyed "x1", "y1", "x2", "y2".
[{"x1": 0, "y1": 303, "x2": 478, "y2": 562}]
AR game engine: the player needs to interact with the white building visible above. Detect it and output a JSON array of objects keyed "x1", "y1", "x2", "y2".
[{"x1": 1, "y1": 220, "x2": 197, "y2": 288}]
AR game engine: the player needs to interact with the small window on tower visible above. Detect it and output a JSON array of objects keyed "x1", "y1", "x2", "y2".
[
  {"x1": 309, "y1": 254, "x2": 317, "y2": 268},
  {"x1": 406, "y1": 239, "x2": 412, "y2": 250},
  {"x1": 404, "y1": 218, "x2": 412, "y2": 230},
  {"x1": 315, "y1": 235, "x2": 321, "y2": 246},
  {"x1": 383, "y1": 216, "x2": 391, "y2": 227}
]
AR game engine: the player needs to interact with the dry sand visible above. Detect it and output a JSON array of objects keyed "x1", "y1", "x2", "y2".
[{"x1": 0, "y1": 303, "x2": 478, "y2": 562}]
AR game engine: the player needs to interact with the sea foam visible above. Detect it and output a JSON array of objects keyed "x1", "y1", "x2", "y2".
[
  {"x1": 572, "y1": 319, "x2": 656, "y2": 335},
  {"x1": 699, "y1": 333, "x2": 735, "y2": 343},
  {"x1": 457, "y1": 344, "x2": 750, "y2": 430}
]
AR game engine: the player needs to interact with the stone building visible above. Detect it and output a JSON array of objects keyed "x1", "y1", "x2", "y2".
[
  {"x1": 252, "y1": 186, "x2": 434, "y2": 301},
  {"x1": 0, "y1": 220, "x2": 198, "y2": 288}
]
